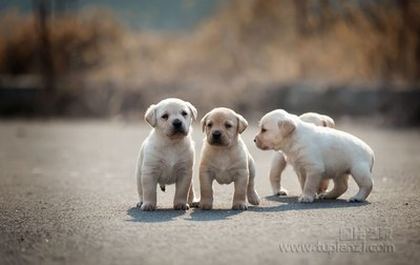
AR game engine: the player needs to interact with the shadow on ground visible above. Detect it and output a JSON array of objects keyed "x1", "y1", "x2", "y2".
[
  {"x1": 254, "y1": 195, "x2": 370, "y2": 212},
  {"x1": 126, "y1": 196, "x2": 369, "y2": 223},
  {"x1": 126, "y1": 207, "x2": 186, "y2": 223},
  {"x1": 187, "y1": 208, "x2": 243, "y2": 221}
]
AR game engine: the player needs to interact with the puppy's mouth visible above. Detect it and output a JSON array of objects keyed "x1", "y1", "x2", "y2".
[
  {"x1": 169, "y1": 127, "x2": 188, "y2": 137},
  {"x1": 208, "y1": 137, "x2": 228, "y2": 146},
  {"x1": 255, "y1": 141, "x2": 271, "y2": 150}
]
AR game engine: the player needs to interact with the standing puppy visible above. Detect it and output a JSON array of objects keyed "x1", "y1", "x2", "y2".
[
  {"x1": 199, "y1": 108, "x2": 260, "y2": 210},
  {"x1": 136, "y1": 98, "x2": 198, "y2": 211},
  {"x1": 269, "y1": 112, "x2": 335, "y2": 196},
  {"x1": 255, "y1": 109, "x2": 374, "y2": 203}
]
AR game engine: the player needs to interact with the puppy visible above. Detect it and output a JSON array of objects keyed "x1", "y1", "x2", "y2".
[
  {"x1": 135, "y1": 98, "x2": 198, "y2": 211},
  {"x1": 269, "y1": 112, "x2": 335, "y2": 196},
  {"x1": 255, "y1": 109, "x2": 374, "y2": 203},
  {"x1": 199, "y1": 108, "x2": 260, "y2": 210}
]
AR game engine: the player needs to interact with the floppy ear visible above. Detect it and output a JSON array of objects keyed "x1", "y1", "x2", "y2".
[
  {"x1": 186, "y1": 101, "x2": 198, "y2": 120},
  {"x1": 236, "y1": 113, "x2": 248, "y2": 134},
  {"x1": 277, "y1": 117, "x2": 297, "y2": 137},
  {"x1": 200, "y1": 113, "x2": 209, "y2": 133},
  {"x1": 144, "y1": 104, "x2": 157, "y2": 127}
]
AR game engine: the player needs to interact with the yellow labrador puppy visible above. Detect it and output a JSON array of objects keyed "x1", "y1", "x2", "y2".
[
  {"x1": 136, "y1": 98, "x2": 198, "y2": 211},
  {"x1": 199, "y1": 108, "x2": 260, "y2": 210},
  {"x1": 255, "y1": 109, "x2": 374, "y2": 203},
  {"x1": 269, "y1": 112, "x2": 335, "y2": 196}
]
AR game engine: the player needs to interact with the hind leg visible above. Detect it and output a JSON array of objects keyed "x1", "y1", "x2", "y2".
[
  {"x1": 349, "y1": 164, "x2": 373, "y2": 202},
  {"x1": 319, "y1": 175, "x2": 348, "y2": 200}
]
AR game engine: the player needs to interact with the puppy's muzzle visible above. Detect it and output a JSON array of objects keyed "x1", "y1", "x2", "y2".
[
  {"x1": 171, "y1": 119, "x2": 186, "y2": 134},
  {"x1": 209, "y1": 130, "x2": 225, "y2": 145}
]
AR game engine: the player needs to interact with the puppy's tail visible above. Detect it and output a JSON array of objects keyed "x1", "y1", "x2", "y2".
[{"x1": 159, "y1": 184, "x2": 166, "y2": 192}]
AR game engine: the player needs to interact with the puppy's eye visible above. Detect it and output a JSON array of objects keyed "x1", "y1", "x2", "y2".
[
  {"x1": 161, "y1": 114, "x2": 169, "y2": 120},
  {"x1": 261, "y1": 128, "x2": 267, "y2": 133},
  {"x1": 181, "y1": 111, "x2": 188, "y2": 116},
  {"x1": 207, "y1": 122, "x2": 212, "y2": 128},
  {"x1": 225, "y1": 123, "x2": 232, "y2": 129}
]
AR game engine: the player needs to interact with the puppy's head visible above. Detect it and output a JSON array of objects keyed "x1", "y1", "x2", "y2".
[
  {"x1": 145, "y1": 98, "x2": 198, "y2": 139},
  {"x1": 254, "y1": 109, "x2": 298, "y2": 151},
  {"x1": 201, "y1": 107, "x2": 248, "y2": 147},
  {"x1": 299, "y1": 112, "x2": 335, "y2": 128}
]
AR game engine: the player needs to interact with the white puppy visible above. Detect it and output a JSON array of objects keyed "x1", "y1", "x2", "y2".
[
  {"x1": 269, "y1": 112, "x2": 335, "y2": 196},
  {"x1": 136, "y1": 98, "x2": 198, "y2": 211},
  {"x1": 199, "y1": 108, "x2": 260, "y2": 210},
  {"x1": 255, "y1": 109, "x2": 374, "y2": 203}
]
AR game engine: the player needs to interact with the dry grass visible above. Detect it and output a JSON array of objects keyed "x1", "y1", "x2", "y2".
[{"x1": 0, "y1": 1, "x2": 419, "y2": 118}]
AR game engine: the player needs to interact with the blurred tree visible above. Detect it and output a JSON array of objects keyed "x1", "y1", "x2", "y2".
[{"x1": 33, "y1": 0, "x2": 55, "y2": 92}]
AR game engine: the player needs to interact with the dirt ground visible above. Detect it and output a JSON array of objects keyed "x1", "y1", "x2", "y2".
[{"x1": 0, "y1": 120, "x2": 419, "y2": 265}]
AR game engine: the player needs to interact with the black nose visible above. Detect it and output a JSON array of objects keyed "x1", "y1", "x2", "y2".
[
  {"x1": 173, "y1": 119, "x2": 182, "y2": 128},
  {"x1": 212, "y1": 130, "x2": 221, "y2": 139},
  {"x1": 253, "y1": 138, "x2": 256, "y2": 143}
]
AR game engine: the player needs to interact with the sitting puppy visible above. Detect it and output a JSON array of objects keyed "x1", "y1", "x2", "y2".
[
  {"x1": 199, "y1": 108, "x2": 260, "y2": 210},
  {"x1": 255, "y1": 109, "x2": 374, "y2": 203},
  {"x1": 136, "y1": 98, "x2": 198, "y2": 211},
  {"x1": 269, "y1": 112, "x2": 335, "y2": 196}
]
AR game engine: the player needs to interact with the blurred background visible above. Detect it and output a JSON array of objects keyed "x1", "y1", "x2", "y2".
[{"x1": 0, "y1": 0, "x2": 419, "y2": 126}]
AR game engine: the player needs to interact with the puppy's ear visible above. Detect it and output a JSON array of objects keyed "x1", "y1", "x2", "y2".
[
  {"x1": 186, "y1": 101, "x2": 198, "y2": 120},
  {"x1": 200, "y1": 113, "x2": 209, "y2": 133},
  {"x1": 277, "y1": 117, "x2": 297, "y2": 137},
  {"x1": 236, "y1": 113, "x2": 248, "y2": 134},
  {"x1": 145, "y1": 104, "x2": 157, "y2": 127}
]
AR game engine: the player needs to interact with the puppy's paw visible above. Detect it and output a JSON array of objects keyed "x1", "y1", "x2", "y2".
[
  {"x1": 275, "y1": 188, "x2": 288, "y2": 196},
  {"x1": 298, "y1": 194, "x2": 315, "y2": 203},
  {"x1": 318, "y1": 192, "x2": 337, "y2": 200},
  {"x1": 348, "y1": 196, "x2": 365, "y2": 203},
  {"x1": 247, "y1": 192, "x2": 261, "y2": 206},
  {"x1": 136, "y1": 202, "x2": 143, "y2": 208},
  {"x1": 140, "y1": 202, "x2": 156, "y2": 211},
  {"x1": 174, "y1": 203, "x2": 190, "y2": 210},
  {"x1": 189, "y1": 201, "x2": 200, "y2": 208},
  {"x1": 199, "y1": 201, "x2": 213, "y2": 210},
  {"x1": 232, "y1": 202, "x2": 248, "y2": 210}
]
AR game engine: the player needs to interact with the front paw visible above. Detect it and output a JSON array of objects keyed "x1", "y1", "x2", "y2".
[
  {"x1": 199, "y1": 200, "x2": 213, "y2": 210},
  {"x1": 275, "y1": 188, "x2": 288, "y2": 196},
  {"x1": 298, "y1": 194, "x2": 314, "y2": 203},
  {"x1": 232, "y1": 201, "x2": 248, "y2": 210},
  {"x1": 174, "y1": 203, "x2": 190, "y2": 210},
  {"x1": 189, "y1": 201, "x2": 200, "y2": 208},
  {"x1": 140, "y1": 202, "x2": 156, "y2": 211}
]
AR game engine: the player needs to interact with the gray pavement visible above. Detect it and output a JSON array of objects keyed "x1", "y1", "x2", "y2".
[{"x1": 0, "y1": 120, "x2": 419, "y2": 265}]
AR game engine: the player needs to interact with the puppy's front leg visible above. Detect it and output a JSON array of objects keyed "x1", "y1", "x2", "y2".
[
  {"x1": 269, "y1": 152, "x2": 288, "y2": 196},
  {"x1": 232, "y1": 170, "x2": 248, "y2": 210},
  {"x1": 299, "y1": 171, "x2": 323, "y2": 203},
  {"x1": 187, "y1": 180, "x2": 199, "y2": 208},
  {"x1": 199, "y1": 169, "x2": 214, "y2": 210},
  {"x1": 247, "y1": 157, "x2": 260, "y2": 205},
  {"x1": 141, "y1": 173, "x2": 158, "y2": 211},
  {"x1": 174, "y1": 168, "x2": 192, "y2": 210}
]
